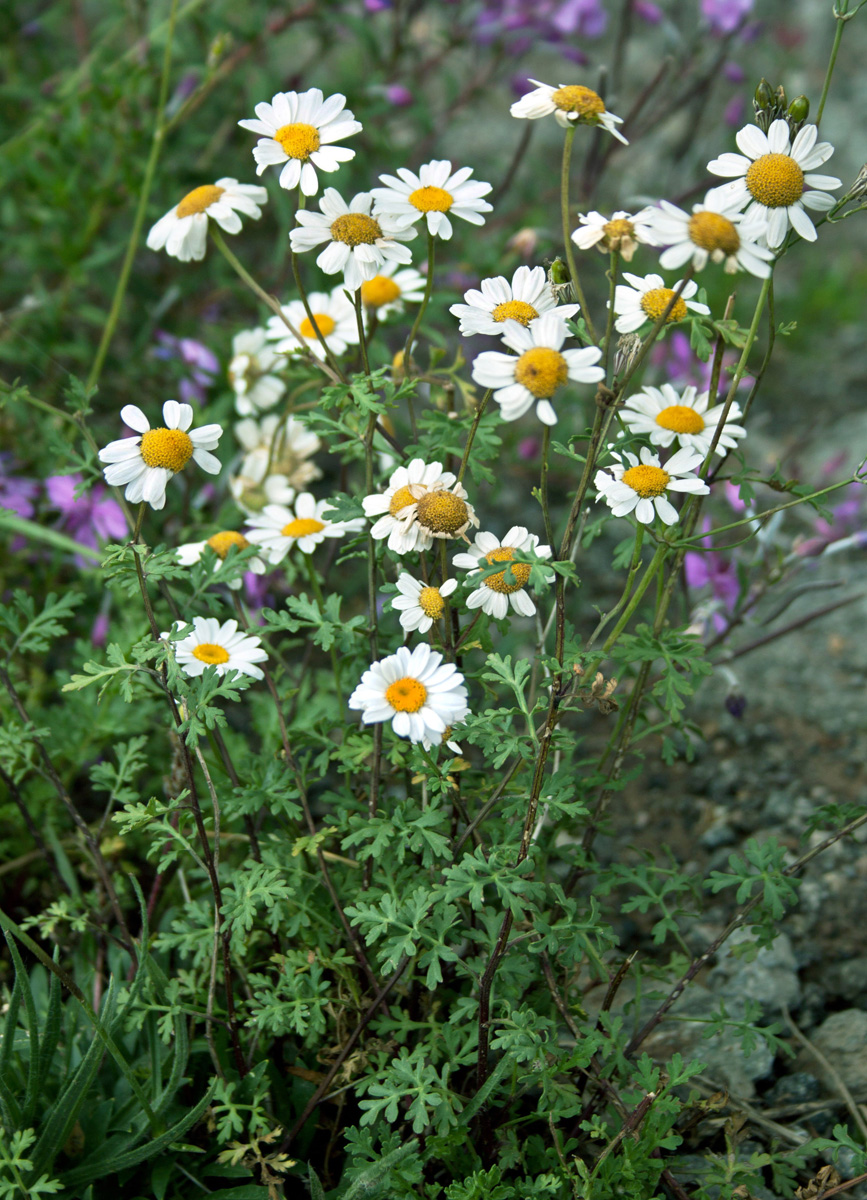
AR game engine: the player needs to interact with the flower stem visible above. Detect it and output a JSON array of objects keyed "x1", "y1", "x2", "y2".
[
  {"x1": 456, "y1": 389, "x2": 492, "y2": 484},
  {"x1": 404, "y1": 229, "x2": 436, "y2": 372},
  {"x1": 561, "y1": 125, "x2": 596, "y2": 343}
]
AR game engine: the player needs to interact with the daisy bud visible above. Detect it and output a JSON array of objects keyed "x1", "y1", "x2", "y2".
[
  {"x1": 787, "y1": 94, "x2": 810, "y2": 130},
  {"x1": 507, "y1": 228, "x2": 539, "y2": 259}
]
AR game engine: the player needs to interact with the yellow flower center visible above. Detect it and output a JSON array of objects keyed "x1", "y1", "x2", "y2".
[
  {"x1": 176, "y1": 185, "x2": 225, "y2": 218},
  {"x1": 655, "y1": 405, "x2": 705, "y2": 434},
  {"x1": 330, "y1": 213, "x2": 382, "y2": 246},
  {"x1": 192, "y1": 642, "x2": 230, "y2": 665},
  {"x1": 281, "y1": 517, "x2": 326, "y2": 538},
  {"x1": 621, "y1": 464, "x2": 671, "y2": 497},
  {"x1": 409, "y1": 186, "x2": 453, "y2": 213},
  {"x1": 206, "y1": 531, "x2": 250, "y2": 558},
  {"x1": 745, "y1": 152, "x2": 804, "y2": 208},
  {"x1": 139, "y1": 428, "x2": 194, "y2": 472},
  {"x1": 274, "y1": 122, "x2": 321, "y2": 160},
  {"x1": 551, "y1": 85, "x2": 606, "y2": 116},
  {"x1": 514, "y1": 347, "x2": 569, "y2": 398},
  {"x1": 361, "y1": 276, "x2": 402, "y2": 308},
  {"x1": 688, "y1": 211, "x2": 741, "y2": 255},
  {"x1": 299, "y1": 313, "x2": 337, "y2": 339},
  {"x1": 385, "y1": 676, "x2": 428, "y2": 712},
  {"x1": 415, "y1": 490, "x2": 469, "y2": 534},
  {"x1": 639, "y1": 287, "x2": 688, "y2": 324},
  {"x1": 603, "y1": 217, "x2": 634, "y2": 245},
  {"x1": 491, "y1": 300, "x2": 539, "y2": 326},
  {"x1": 483, "y1": 547, "x2": 531, "y2": 593},
  {"x1": 418, "y1": 586, "x2": 445, "y2": 619},
  {"x1": 388, "y1": 484, "x2": 419, "y2": 516}
]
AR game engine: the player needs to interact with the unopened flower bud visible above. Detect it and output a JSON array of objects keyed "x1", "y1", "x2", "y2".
[
  {"x1": 507, "y1": 227, "x2": 539, "y2": 259},
  {"x1": 548, "y1": 256, "x2": 570, "y2": 286},
  {"x1": 725, "y1": 690, "x2": 747, "y2": 719},
  {"x1": 613, "y1": 333, "x2": 642, "y2": 378},
  {"x1": 754, "y1": 78, "x2": 773, "y2": 110},
  {"x1": 787, "y1": 94, "x2": 809, "y2": 124}
]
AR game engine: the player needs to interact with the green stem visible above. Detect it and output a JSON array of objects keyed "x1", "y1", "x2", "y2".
[
  {"x1": 456, "y1": 389, "x2": 492, "y2": 484},
  {"x1": 539, "y1": 426, "x2": 555, "y2": 549},
  {"x1": 305, "y1": 554, "x2": 344, "y2": 712},
  {"x1": 601, "y1": 249, "x2": 620, "y2": 375},
  {"x1": 561, "y1": 126, "x2": 596, "y2": 343},
  {"x1": 404, "y1": 230, "x2": 436, "y2": 372},
  {"x1": 354, "y1": 289, "x2": 371, "y2": 376},
  {"x1": 586, "y1": 523, "x2": 644, "y2": 648},
  {"x1": 601, "y1": 541, "x2": 668, "y2": 655},
  {"x1": 816, "y1": 2, "x2": 848, "y2": 127},
  {"x1": 85, "y1": 0, "x2": 179, "y2": 392}
]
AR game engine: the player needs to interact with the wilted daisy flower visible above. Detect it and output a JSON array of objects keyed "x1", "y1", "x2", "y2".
[
  {"x1": 166, "y1": 616, "x2": 268, "y2": 680},
  {"x1": 707, "y1": 120, "x2": 840, "y2": 247},
  {"x1": 571, "y1": 209, "x2": 658, "y2": 262},
  {"x1": 230, "y1": 414, "x2": 321, "y2": 514},
  {"x1": 146, "y1": 179, "x2": 267, "y2": 262},
  {"x1": 371, "y1": 160, "x2": 493, "y2": 240},
  {"x1": 510, "y1": 80, "x2": 628, "y2": 143},
  {"x1": 176, "y1": 531, "x2": 266, "y2": 589},
  {"x1": 349, "y1": 643, "x2": 469, "y2": 745},
  {"x1": 595, "y1": 445, "x2": 709, "y2": 525},
  {"x1": 362, "y1": 459, "x2": 478, "y2": 555},
  {"x1": 245, "y1": 493, "x2": 363, "y2": 561},
  {"x1": 229, "y1": 328, "x2": 286, "y2": 416},
  {"x1": 612, "y1": 273, "x2": 710, "y2": 335},
  {"x1": 449, "y1": 265, "x2": 578, "y2": 337},
  {"x1": 648, "y1": 193, "x2": 775, "y2": 277},
  {"x1": 360, "y1": 261, "x2": 427, "y2": 319},
  {"x1": 453, "y1": 527, "x2": 553, "y2": 620},
  {"x1": 99, "y1": 401, "x2": 222, "y2": 510},
  {"x1": 289, "y1": 189, "x2": 416, "y2": 290},
  {"x1": 621, "y1": 384, "x2": 746, "y2": 456},
  {"x1": 422, "y1": 722, "x2": 464, "y2": 755},
  {"x1": 391, "y1": 573, "x2": 459, "y2": 633},
  {"x1": 471, "y1": 312, "x2": 604, "y2": 426},
  {"x1": 266, "y1": 288, "x2": 358, "y2": 360},
  {"x1": 238, "y1": 89, "x2": 362, "y2": 196}
]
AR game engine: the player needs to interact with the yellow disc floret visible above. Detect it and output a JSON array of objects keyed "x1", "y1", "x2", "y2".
[
  {"x1": 299, "y1": 313, "x2": 337, "y2": 339},
  {"x1": 139, "y1": 428, "x2": 194, "y2": 472},
  {"x1": 409, "y1": 186, "x2": 454, "y2": 213},
  {"x1": 415, "y1": 490, "x2": 469, "y2": 535},
  {"x1": 655, "y1": 405, "x2": 705, "y2": 434},
  {"x1": 483, "y1": 547, "x2": 531, "y2": 594},
  {"x1": 603, "y1": 217, "x2": 634, "y2": 244},
  {"x1": 491, "y1": 300, "x2": 539, "y2": 326},
  {"x1": 176, "y1": 185, "x2": 225, "y2": 218},
  {"x1": 745, "y1": 153, "x2": 804, "y2": 208},
  {"x1": 639, "y1": 287, "x2": 688, "y2": 324},
  {"x1": 418, "y1": 586, "x2": 445, "y2": 619},
  {"x1": 192, "y1": 643, "x2": 230, "y2": 665},
  {"x1": 361, "y1": 276, "x2": 402, "y2": 308},
  {"x1": 330, "y1": 213, "x2": 382, "y2": 246},
  {"x1": 206, "y1": 531, "x2": 250, "y2": 559},
  {"x1": 274, "y1": 122, "x2": 321, "y2": 160},
  {"x1": 688, "y1": 212, "x2": 741, "y2": 255},
  {"x1": 385, "y1": 676, "x2": 427, "y2": 712},
  {"x1": 514, "y1": 347, "x2": 569, "y2": 398},
  {"x1": 551, "y1": 85, "x2": 606, "y2": 117},
  {"x1": 281, "y1": 517, "x2": 326, "y2": 538},
  {"x1": 621, "y1": 464, "x2": 671, "y2": 497},
  {"x1": 389, "y1": 484, "x2": 419, "y2": 516}
]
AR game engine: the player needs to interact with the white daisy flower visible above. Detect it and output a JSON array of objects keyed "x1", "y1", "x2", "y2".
[
  {"x1": 348, "y1": 643, "x2": 469, "y2": 745},
  {"x1": 646, "y1": 193, "x2": 775, "y2": 277},
  {"x1": 99, "y1": 401, "x2": 222, "y2": 511},
  {"x1": 594, "y1": 445, "x2": 709, "y2": 526},
  {"x1": 146, "y1": 179, "x2": 267, "y2": 263},
  {"x1": 362, "y1": 459, "x2": 478, "y2": 555},
  {"x1": 390, "y1": 573, "x2": 459, "y2": 633},
  {"x1": 289, "y1": 189, "x2": 416, "y2": 291},
  {"x1": 421, "y1": 720, "x2": 465, "y2": 755},
  {"x1": 237, "y1": 88, "x2": 362, "y2": 196},
  {"x1": 449, "y1": 265, "x2": 579, "y2": 337},
  {"x1": 471, "y1": 311, "x2": 604, "y2": 426},
  {"x1": 371, "y1": 159, "x2": 493, "y2": 240},
  {"x1": 571, "y1": 209, "x2": 659, "y2": 262},
  {"x1": 510, "y1": 80, "x2": 628, "y2": 144},
  {"x1": 453, "y1": 527, "x2": 553, "y2": 620},
  {"x1": 707, "y1": 119, "x2": 840, "y2": 247},
  {"x1": 611, "y1": 273, "x2": 710, "y2": 335},
  {"x1": 265, "y1": 288, "x2": 358, "y2": 361},
  {"x1": 176, "y1": 531, "x2": 267, "y2": 589},
  {"x1": 620, "y1": 384, "x2": 746, "y2": 456},
  {"x1": 229, "y1": 328, "x2": 286, "y2": 416},
  {"x1": 360, "y1": 261, "x2": 427, "y2": 319},
  {"x1": 165, "y1": 616, "x2": 267, "y2": 680},
  {"x1": 229, "y1": 415, "x2": 321, "y2": 514},
  {"x1": 245, "y1": 493, "x2": 363, "y2": 561}
]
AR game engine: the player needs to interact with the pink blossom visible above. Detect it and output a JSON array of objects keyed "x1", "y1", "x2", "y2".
[{"x1": 46, "y1": 473, "x2": 127, "y2": 565}]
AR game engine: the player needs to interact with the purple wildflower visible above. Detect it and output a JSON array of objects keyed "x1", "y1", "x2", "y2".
[
  {"x1": 46, "y1": 474, "x2": 127, "y2": 565},
  {"x1": 153, "y1": 332, "x2": 218, "y2": 406},
  {"x1": 684, "y1": 520, "x2": 741, "y2": 630},
  {"x1": 634, "y1": 1, "x2": 663, "y2": 22},
  {"x1": 384, "y1": 84, "x2": 413, "y2": 107},
  {"x1": 0, "y1": 454, "x2": 39, "y2": 518},
  {"x1": 701, "y1": 0, "x2": 754, "y2": 35}
]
